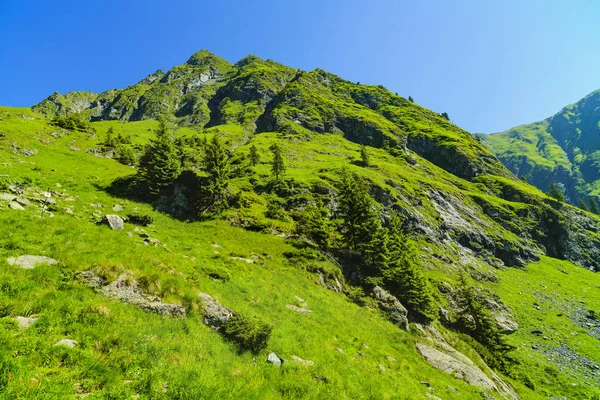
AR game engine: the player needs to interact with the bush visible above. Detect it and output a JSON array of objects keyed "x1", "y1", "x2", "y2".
[
  {"x1": 223, "y1": 314, "x2": 272, "y2": 353},
  {"x1": 0, "y1": 176, "x2": 10, "y2": 191},
  {"x1": 127, "y1": 212, "x2": 154, "y2": 226}
]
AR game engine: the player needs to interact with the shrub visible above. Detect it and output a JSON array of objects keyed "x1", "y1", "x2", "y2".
[
  {"x1": 0, "y1": 176, "x2": 10, "y2": 191},
  {"x1": 223, "y1": 314, "x2": 272, "y2": 353},
  {"x1": 127, "y1": 212, "x2": 154, "y2": 226}
]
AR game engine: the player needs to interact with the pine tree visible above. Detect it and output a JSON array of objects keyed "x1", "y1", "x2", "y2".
[
  {"x1": 579, "y1": 199, "x2": 589, "y2": 212},
  {"x1": 549, "y1": 183, "x2": 565, "y2": 203},
  {"x1": 441, "y1": 112, "x2": 450, "y2": 121},
  {"x1": 408, "y1": 96, "x2": 414, "y2": 103},
  {"x1": 294, "y1": 200, "x2": 333, "y2": 249},
  {"x1": 249, "y1": 144, "x2": 260, "y2": 166},
  {"x1": 137, "y1": 117, "x2": 182, "y2": 197},
  {"x1": 360, "y1": 145, "x2": 370, "y2": 167},
  {"x1": 104, "y1": 127, "x2": 116, "y2": 148},
  {"x1": 337, "y1": 170, "x2": 381, "y2": 258},
  {"x1": 202, "y1": 135, "x2": 229, "y2": 212},
  {"x1": 383, "y1": 215, "x2": 437, "y2": 321},
  {"x1": 270, "y1": 143, "x2": 285, "y2": 180},
  {"x1": 589, "y1": 198, "x2": 600, "y2": 215}
]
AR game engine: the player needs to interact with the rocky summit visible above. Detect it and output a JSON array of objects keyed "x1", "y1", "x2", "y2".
[{"x1": 2, "y1": 49, "x2": 600, "y2": 399}]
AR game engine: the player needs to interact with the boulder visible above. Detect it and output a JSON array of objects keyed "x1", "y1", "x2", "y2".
[
  {"x1": 372, "y1": 286, "x2": 408, "y2": 331},
  {"x1": 15, "y1": 316, "x2": 38, "y2": 329},
  {"x1": 101, "y1": 215, "x2": 124, "y2": 230},
  {"x1": 8, "y1": 202, "x2": 24, "y2": 210},
  {"x1": 0, "y1": 193, "x2": 15, "y2": 202},
  {"x1": 7, "y1": 255, "x2": 58, "y2": 269},
  {"x1": 112, "y1": 204, "x2": 124, "y2": 212},
  {"x1": 267, "y1": 352, "x2": 283, "y2": 366},
  {"x1": 291, "y1": 355, "x2": 314, "y2": 366},
  {"x1": 198, "y1": 292, "x2": 234, "y2": 329}
]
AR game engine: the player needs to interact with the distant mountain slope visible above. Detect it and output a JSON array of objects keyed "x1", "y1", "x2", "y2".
[
  {"x1": 483, "y1": 89, "x2": 600, "y2": 204},
  {"x1": 33, "y1": 50, "x2": 511, "y2": 181}
]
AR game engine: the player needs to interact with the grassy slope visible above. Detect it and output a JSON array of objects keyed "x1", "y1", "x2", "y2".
[
  {"x1": 3, "y1": 107, "x2": 600, "y2": 398},
  {"x1": 0, "y1": 108, "x2": 500, "y2": 399}
]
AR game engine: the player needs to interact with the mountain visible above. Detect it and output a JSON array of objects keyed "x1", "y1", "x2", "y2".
[
  {"x1": 1, "y1": 51, "x2": 600, "y2": 399},
  {"x1": 482, "y1": 89, "x2": 600, "y2": 205}
]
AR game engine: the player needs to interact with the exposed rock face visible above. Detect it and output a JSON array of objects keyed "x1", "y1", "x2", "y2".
[
  {"x1": 78, "y1": 271, "x2": 186, "y2": 317},
  {"x1": 7, "y1": 255, "x2": 58, "y2": 269},
  {"x1": 372, "y1": 286, "x2": 408, "y2": 331},
  {"x1": 415, "y1": 327, "x2": 519, "y2": 400},
  {"x1": 198, "y1": 292, "x2": 234, "y2": 329}
]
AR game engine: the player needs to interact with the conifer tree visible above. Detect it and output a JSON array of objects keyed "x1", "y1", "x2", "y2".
[
  {"x1": 270, "y1": 143, "x2": 285, "y2": 180},
  {"x1": 589, "y1": 198, "x2": 600, "y2": 215},
  {"x1": 360, "y1": 145, "x2": 370, "y2": 167},
  {"x1": 579, "y1": 199, "x2": 589, "y2": 212},
  {"x1": 138, "y1": 117, "x2": 182, "y2": 197},
  {"x1": 337, "y1": 170, "x2": 381, "y2": 260},
  {"x1": 249, "y1": 144, "x2": 260, "y2": 166},
  {"x1": 202, "y1": 135, "x2": 229, "y2": 212},
  {"x1": 383, "y1": 215, "x2": 437, "y2": 321},
  {"x1": 408, "y1": 96, "x2": 414, "y2": 103},
  {"x1": 549, "y1": 183, "x2": 565, "y2": 203},
  {"x1": 294, "y1": 200, "x2": 332, "y2": 249},
  {"x1": 104, "y1": 127, "x2": 116, "y2": 148}
]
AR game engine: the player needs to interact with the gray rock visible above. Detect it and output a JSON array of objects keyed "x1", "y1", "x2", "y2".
[
  {"x1": 101, "y1": 215, "x2": 124, "y2": 230},
  {"x1": 76, "y1": 271, "x2": 105, "y2": 288},
  {"x1": 54, "y1": 339, "x2": 78, "y2": 348},
  {"x1": 15, "y1": 197, "x2": 31, "y2": 207},
  {"x1": 0, "y1": 193, "x2": 15, "y2": 201},
  {"x1": 112, "y1": 204, "x2": 124, "y2": 212},
  {"x1": 8, "y1": 202, "x2": 24, "y2": 210},
  {"x1": 7, "y1": 255, "x2": 58, "y2": 269},
  {"x1": 267, "y1": 352, "x2": 283, "y2": 366},
  {"x1": 286, "y1": 304, "x2": 311, "y2": 314},
  {"x1": 21, "y1": 148, "x2": 38, "y2": 156},
  {"x1": 198, "y1": 292, "x2": 234, "y2": 329},
  {"x1": 372, "y1": 286, "x2": 409, "y2": 331},
  {"x1": 15, "y1": 316, "x2": 38, "y2": 329},
  {"x1": 318, "y1": 272, "x2": 343, "y2": 293}
]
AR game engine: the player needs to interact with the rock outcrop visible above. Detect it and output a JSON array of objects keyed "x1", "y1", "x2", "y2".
[
  {"x1": 372, "y1": 286, "x2": 409, "y2": 331},
  {"x1": 7, "y1": 255, "x2": 58, "y2": 269}
]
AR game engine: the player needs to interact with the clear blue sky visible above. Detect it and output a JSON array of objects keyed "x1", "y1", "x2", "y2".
[{"x1": 2, "y1": 0, "x2": 600, "y2": 133}]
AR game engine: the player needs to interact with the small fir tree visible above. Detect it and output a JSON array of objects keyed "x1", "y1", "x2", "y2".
[
  {"x1": 202, "y1": 135, "x2": 230, "y2": 212},
  {"x1": 408, "y1": 96, "x2": 414, "y2": 102},
  {"x1": 270, "y1": 143, "x2": 285, "y2": 180},
  {"x1": 360, "y1": 145, "x2": 370, "y2": 167},
  {"x1": 579, "y1": 199, "x2": 589, "y2": 212},
  {"x1": 137, "y1": 117, "x2": 182, "y2": 197},
  {"x1": 293, "y1": 200, "x2": 333, "y2": 249},
  {"x1": 249, "y1": 144, "x2": 260, "y2": 166},
  {"x1": 548, "y1": 183, "x2": 565, "y2": 203},
  {"x1": 588, "y1": 198, "x2": 600, "y2": 215}
]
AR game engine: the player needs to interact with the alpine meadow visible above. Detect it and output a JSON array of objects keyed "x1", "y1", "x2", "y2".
[{"x1": 2, "y1": 46, "x2": 600, "y2": 400}]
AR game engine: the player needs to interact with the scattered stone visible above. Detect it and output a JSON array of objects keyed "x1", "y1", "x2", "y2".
[
  {"x1": 56, "y1": 183, "x2": 62, "y2": 188},
  {"x1": 446, "y1": 385, "x2": 460, "y2": 393},
  {"x1": 15, "y1": 316, "x2": 38, "y2": 329},
  {"x1": 54, "y1": 339, "x2": 78, "y2": 348},
  {"x1": 198, "y1": 292, "x2": 234, "y2": 329},
  {"x1": 378, "y1": 364, "x2": 386, "y2": 372},
  {"x1": 386, "y1": 356, "x2": 397, "y2": 362},
  {"x1": 101, "y1": 215, "x2": 124, "y2": 230},
  {"x1": 291, "y1": 355, "x2": 314, "y2": 366},
  {"x1": 318, "y1": 272, "x2": 343, "y2": 293},
  {"x1": 21, "y1": 148, "x2": 38, "y2": 156},
  {"x1": 287, "y1": 304, "x2": 311, "y2": 314},
  {"x1": 112, "y1": 204, "x2": 124, "y2": 212},
  {"x1": 64, "y1": 207, "x2": 74, "y2": 215},
  {"x1": 90, "y1": 203, "x2": 103, "y2": 208},
  {"x1": 0, "y1": 193, "x2": 15, "y2": 202},
  {"x1": 7, "y1": 255, "x2": 58, "y2": 269},
  {"x1": 76, "y1": 271, "x2": 105, "y2": 289},
  {"x1": 372, "y1": 286, "x2": 408, "y2": 331},
  {"x1": 267, "y1": 352, "x2": 283, "y2": 366},
  {"x1": 336, "y1": 348, "x2": 344, "y2": 354},
  {"x1": 357, "y1": 351, "x2": 366, "y2": 357},
  {"x1": 15, "y1": 197, "x2": 31, "y2": 207},
  {"x1": 295, "y1": 296, "x2": 308, "y2": 307},
  {"x1": 211, "y1": 243, "x2": 222, "y2": 248},
  {"x1": 229, "y1": 256, "x2": 254, "y2": 264},
  {"x1": 127, "y1": 232, "x2": 133, "y2": 237},
  {"x1": 420, "y1": 381, "x2": 432, "y2": 388},
  {"x1": 8, "y1": 202, "x2": 25, "y2": 210}
]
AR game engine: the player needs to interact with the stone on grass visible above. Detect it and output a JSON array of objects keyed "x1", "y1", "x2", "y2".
[
  {"x1": 267, "y1": 352, "x2": 283, "y2": 366},
  {"x1": 287, "y1": 304, "x2": 311, "y2": 314},
  {"x1": 8, "y1": 202, "x2": 25, "y2": 210},
  {"x1": 7, "y1": 255, "x2": 58, "y2": 269},
  {"x1": 198, "y1": 292, "x2": 234, "y2": 329},
  {"x1": 372, "y1": 286, "x2": 409, "y2": 331},
  {"x1": 54, "y1": 339, "x2": 78, "y2": 348},
  {"x1": 101, "y1": 215, "x2": 124, "y2": 230},
  {"x1": 112, "y1": 204, "x2": 124, "y2": 212},
  {"x1": 291, "y1": 355, "x2": 314, "y2": 366},
  {"x1": 15, "y1": 316, "x2": 38, "y2": 329},
  {"x1": 0, "y1": 193, "x2": 15, "y2": 202}
]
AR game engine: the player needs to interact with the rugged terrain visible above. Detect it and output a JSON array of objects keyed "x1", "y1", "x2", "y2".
[{"x1": 1, "y1": 50, "x2": 600, "y2": 399}]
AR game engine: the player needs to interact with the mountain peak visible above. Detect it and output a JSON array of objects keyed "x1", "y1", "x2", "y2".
[{"x1": 185, "y1": 49, "x2": 231, "y2": 69}]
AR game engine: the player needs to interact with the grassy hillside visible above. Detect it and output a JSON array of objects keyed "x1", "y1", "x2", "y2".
[
  {"x1": 2, "y1": 105, "x2": 600, "y2": 399},
  {"x1": 483, "y1": 89, "x2": 600, "y2": 205}
]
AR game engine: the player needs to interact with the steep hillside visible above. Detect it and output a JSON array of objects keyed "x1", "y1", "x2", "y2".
[
  {"x1": 2, "y1": 51, "x2": 600, "y2": 399},
  {"x1": 483, "y1": 89, "x2": 600, "y2": 205}
]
